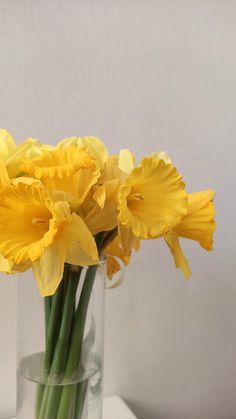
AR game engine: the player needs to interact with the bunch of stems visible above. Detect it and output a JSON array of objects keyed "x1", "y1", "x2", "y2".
[
  {"x1": 34, "y1": 232, "x2": 108, "y2": 419},
  {"x1": 35, "y1": 262, "x2": 99, "y2": 419}
]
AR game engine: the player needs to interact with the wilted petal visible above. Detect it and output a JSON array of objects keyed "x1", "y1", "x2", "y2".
[
  {"x1": 118, "y1": 223, "x2": 137, "y2": 255},
  {"x1": 164, "y1": 230, "x2": 191, "y2": 278},
  {"x1": 106, "y1": 256, "x2": 121, "y2": 280},
  {"x1": 104, "y1": 234, "x2": 131, "y2": 266}
]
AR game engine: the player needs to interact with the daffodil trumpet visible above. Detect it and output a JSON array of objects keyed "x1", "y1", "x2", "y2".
[{"x1": 0, "y1": 130, "x2": 215, "y2": 419}]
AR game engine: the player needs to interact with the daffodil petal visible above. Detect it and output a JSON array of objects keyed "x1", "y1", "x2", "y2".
[
  {"x1": 0, "y1": 254, "x2": 14, "y2": 273},
  {"x1": 133, "y1": 237, "x2": 140, "y2": 252},
  {"x1": 106, "y1": 256, "x2": 121, "y2": 280},
  {"x1": 76, "y1": 137, "x2": 108, "y2": 169},
  {"x1": 118, "y1": 224, "x2": 136, "y2": 256},
  {"x1": 6, "y1": 138, "x2": 41, "y2": 178},
  {"x1": 85, "y1": 179, "x2": 120, "y2": 235},
  {"x1": 99, "y1": 155, "x2": 126, "y2": 184},
  {"x1": 92, "y1": 185, "x2": 106, "y2": 209},
  {"x1": 76, "y1": 167, "x2": 100, "y2": 204},
  {"x1": 22, "y1": 146, "x2": 99, "y2": 205},
  {"x1": 32, "y1": 239, "x2": 66, "y2": 297},
  {"x1": 0, "y1": 129, "x2": 16, "y2": 161},
  {"x1": 64, "y1": 213, "x2": 99, "y2": 266},
  {"x1": 104, "y1": 234, "x2": 131, "y2": 266},
  {"x1": 0, "y1": 157, "x2": 11, "y2": 186},
  {"x1": 106, "y1": 255, "x2": 126, "y2": 287},
  {"x1": 151, "y1": 151, "x2": 172, "y2": 164},
  {"x1": 85, "y1": 204, "x2": 118, "y2": 235},
  {"x1": 119, "y1": 149, "x2": 135, "y2": 174},
  {"x1": 22, "y1": 145, "x2": 95, "y2": 179},
  {"x1": 175, "y1": 189, "x2": 216, "y2": 250},
  {"x1": 57, "y1": 136, "x2": 108, "y2": 169},
  {"x1": 6, "y1": 138, "x2": 39, "y2": 162},
  {"x1": 164, "y1": 231, "x2": 191, "y2": 278}
]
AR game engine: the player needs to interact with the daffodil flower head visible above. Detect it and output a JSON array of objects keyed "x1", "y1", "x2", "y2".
[
  {"x1": 0, "y1": 182, "x2": 98, "y2": 295},
  {"x1": 21, "y1": 145, "x2": 100, "y2": 205},
  {"x1": 164, "y1": 189, "x2": 216, "y2": 277},
  {"x1": 0, "y1": 129, "x2": 217, "y2": 292},
  {"x1": 118, "y1": 156, "x2": 188, "y2": 239},
  {"x1": 175, "y1": 189, "x2": 216, "y2": 250}
]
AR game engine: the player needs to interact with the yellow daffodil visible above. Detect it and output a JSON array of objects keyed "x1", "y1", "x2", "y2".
[
  {"x1": 84, "y1": 179, "x2": 120, "y2": 235},
  {"x1": 57, "y1": 136, "x2": 108, "y2": 169},
  {"x1": 175, "y1": 190, "x2": 216, "y2": 250},
  {"x1": 0, "y1": 128, "x2": 41, "y2": 178},
  {"x1": 0, "y1": 182, "x2": 99, "y2": 296},
  {"x1": 118, "y1": 156, "x2": 187, "y2": 239},
  {"x1": 84, "y1": 149, "x2": 135, "y2": 235},
  {"x1": 0, "y1": 129, "x2": 217, "y2": 294},
  {"x1": 21, "y1": 145, "x2": 100, "y2": 206},
  {"x1": 164, "y1": 189, "x2": 216, "y2": 278}
]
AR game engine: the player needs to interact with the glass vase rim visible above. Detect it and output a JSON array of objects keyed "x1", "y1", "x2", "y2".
[{"x1": 67, "y1": 257, "x2": 106, "y2": 271}]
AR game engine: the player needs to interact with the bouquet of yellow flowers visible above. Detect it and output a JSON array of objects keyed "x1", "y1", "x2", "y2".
[{"x1": 0, "y1": 129, "x2": 215, "y2": 419}]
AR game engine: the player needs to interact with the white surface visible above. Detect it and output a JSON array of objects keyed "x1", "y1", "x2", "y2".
[
  {"x1": 11, "y1": 397, "x2": 136, "y2": 419},
  {"x1": 0, "y1": 2, "x2": 235, "y2": 419},
  {"x1": 103, "y1": 397, "x2": 137, "y2": 419}
]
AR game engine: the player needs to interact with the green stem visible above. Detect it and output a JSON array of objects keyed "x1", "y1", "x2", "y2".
[
  {"x1": 56, "y1": 265, "x2": 98, "y2": 419},
  {"x1": 73, "y1": 381, "x2": 88, "y2": 419},
  {"x1": 35, "y1": 297, "x2": 51, "y2": 417},
  {"x1": 40, "y1": 268, "x2": 82, "y2": 419},
  {"x1": 44, "y1": 297, "x2": 51, "y2": 340},
  {"x1": 44, "y1": 281, "x2": 64, "y2": 372},
  {"x1": 37, "y1": 233, "x2": 104, "y2": 419},
  {"x1": 50, "y1": 269, "x2": 81, "y2": 376},
  {"x1": 35, "y1": 285, "x2": 63, "y2": 419}
]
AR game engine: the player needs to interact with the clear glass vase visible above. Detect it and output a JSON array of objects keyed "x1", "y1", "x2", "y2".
[{"x1": 17, "y1": 261, "x2": 106, "y2": 419}]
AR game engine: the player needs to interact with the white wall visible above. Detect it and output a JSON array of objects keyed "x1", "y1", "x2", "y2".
[{"x1": 0, "y1": 1, "x2": 235, "y2": 418}]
